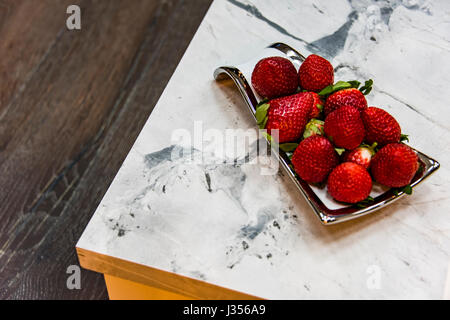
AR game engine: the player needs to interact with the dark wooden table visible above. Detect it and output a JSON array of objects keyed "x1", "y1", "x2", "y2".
[{"x1": 0, "y1": 0, "x2": 212, "y2": 299}]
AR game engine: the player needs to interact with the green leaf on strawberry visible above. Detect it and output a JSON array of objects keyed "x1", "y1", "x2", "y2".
[
  {"x1": 356, "y1": 195, "x2": 375, "y2": 208},
  {"x1": 319, "y1": 79, "x2": 373, "y2": 98},
  {"x1": 262, "y1": 131, "x2": 281, "y2": 154},
  {"x1": 318, "y1": 81, "x2": 352, "y2": 97},
  {"x1": 318, "y1": 80, "x2": 362, "y2": 98},
  {"x1": 261, "y1": 131, "x2": 272, "y2": 142},
  {"x1": 359, "y1": 79, "x2": 373, "y2": 95},
  {"x1": 261, "y1": 116, "x2": 268, "y2": 129},
  {"x1": 403, "y1": 184, "x2": 413, "y2": 195},
  {"x1": 255, "y1": 102, "x2": 270, "y2": 129},
  {"x1": 256, "y1": 98, "x2": 269, "y2": 107},
  {"x1": 335, "y1": 147, "x2": 346, "y2": 156},
  {"x1": 416, "y1": 164, "x2": 424, "y2": 176},
  {"x1": 279, "y1": 143, "x2": 299, "y2": 152},
  {"x1": 400, "y1": 134, "x2": 409, "y2": 143},
  {"x1": 347, "y1": 80, "x2": 361, "y2": 89},
  {"x1": 393, "y1": 184, "x2": 413, "y2": 196}
]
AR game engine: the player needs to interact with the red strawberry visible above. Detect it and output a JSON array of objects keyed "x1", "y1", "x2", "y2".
[
  {"x1": 291, "y1": 135, "x2": 339, "y2": 183},
  {"x1": 371, "y1": 143, "x2": 419, "y2": 187},
  {"x1": 260, "y1": 92, "x2": 313, "y2": 143},
  {"x1": 361, "y1": 107, "x2": 401, "y2": 146},
  {"x1": 327, "y1": 162, "x2": 373, "y2": 203},
  {"x1": 342, "y1": 143, "x2": 377, "y2": 169},
  {"x1": 324, "y1": 88, "x2": 367, "y2": 117},
  {"x1": 324, "y1": 105, "x2": 365, "y2": 149},
  {"x1": 251, "y1": 56, "x2": 298, "y2": 99},
  {"x1": 309, "y1": 92, "x2": 324, "y2": 119},
  {"x1": 298, "y1": 54, "x2": 334, "y2": 92}
]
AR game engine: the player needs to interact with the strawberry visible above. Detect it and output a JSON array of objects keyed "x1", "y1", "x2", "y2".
[
  {"x1": 291, "y1": 135, "x2": 339, "y2": 183},
  {"x1": 324, "y1": 105, "x2": 365, "y2": 150},
  {"x1": 303, "y1": 119, "x2": 324, "y2": 139},
  {"x1": 371, "y1": 143, "x2": 419, "y2": 188},
  {"x1": 256, "y1": 92, "x2": 313, "y2": 143},
  {"x1": 361, "y1": 107, "x2": 401, "y2": 146},
  {"x1": 298, "y1": 54, "x2": 334, "y2": 92},
  {"x1": 327, "y1": 162, "x2": 373, "y2": 203},
  {"x1": 310, "y1": 92, "x2": 324, "y2": 119},
  {"x1": 342, "y1": 143, "x2": 377, "y2": 169},
  {"x1": 251, "y1": 56, "x2": 298, "y2": 99},
  {"x1": 324, "y1": 88, "x2": 367, "y2": 117}
]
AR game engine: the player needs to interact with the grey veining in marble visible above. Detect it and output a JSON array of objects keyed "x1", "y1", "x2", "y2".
[{"x1": 78, "y1": 0, "x2": 450, "y2": 299}]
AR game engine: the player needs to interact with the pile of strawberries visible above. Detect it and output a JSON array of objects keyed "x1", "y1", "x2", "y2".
[{"x1": 252, "y1": 54, "x2": 420, "y2": 204}]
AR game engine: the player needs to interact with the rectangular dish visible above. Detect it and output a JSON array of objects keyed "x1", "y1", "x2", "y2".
[{"x1": 214, "y1": 42, "x2": 440, "y2": 225}]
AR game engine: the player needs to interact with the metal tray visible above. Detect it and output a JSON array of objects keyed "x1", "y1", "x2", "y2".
[{"x1": 214, "y1": 42, "x2": 440, "y2": 225}]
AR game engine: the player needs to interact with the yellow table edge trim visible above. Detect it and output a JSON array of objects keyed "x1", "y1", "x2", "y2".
[{"x1": 76, "y1": 247, "x2": 263, "y2": 300}]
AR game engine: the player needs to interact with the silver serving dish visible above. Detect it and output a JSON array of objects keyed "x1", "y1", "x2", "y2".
[{"x1": 214, "y1": 42, "x2": 440, "y2": 225}]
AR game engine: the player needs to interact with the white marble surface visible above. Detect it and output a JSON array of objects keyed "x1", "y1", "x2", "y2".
[{"x1": 77, "y1": 0, "x2": 450, "y2": 299}]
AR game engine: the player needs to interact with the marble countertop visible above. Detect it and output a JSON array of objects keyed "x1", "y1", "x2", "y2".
[{"x1": 77, "y1": 0, "x2": 450, "y2": 299}]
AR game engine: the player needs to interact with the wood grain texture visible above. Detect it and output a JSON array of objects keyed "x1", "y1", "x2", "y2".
[{"x1": 0, "y1": 0, "x2": 212, "y2": 299}]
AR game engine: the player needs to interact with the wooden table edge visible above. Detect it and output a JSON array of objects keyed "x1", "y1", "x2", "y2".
[{"x1": 76, "y1": 247, "x2": 263, "y2": 300}]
